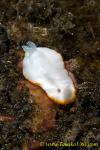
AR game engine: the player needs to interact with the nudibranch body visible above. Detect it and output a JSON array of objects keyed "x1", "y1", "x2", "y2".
[{"x1": 22, "y1": 41, "x2": 76, "y2": 105}]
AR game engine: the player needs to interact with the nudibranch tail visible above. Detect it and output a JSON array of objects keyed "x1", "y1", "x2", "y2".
[{"x1": 22, "y1": 41, "x2": 37, "y2": 53}]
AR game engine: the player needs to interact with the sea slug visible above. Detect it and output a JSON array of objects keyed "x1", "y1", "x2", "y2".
[{"x1": 22, "y1": 41, "x2": 76, "y2": 105}]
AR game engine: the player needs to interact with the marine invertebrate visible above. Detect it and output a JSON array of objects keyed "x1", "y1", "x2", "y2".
[{"x1": 22, "y1": 41, "x2": 76, "y2": 105}]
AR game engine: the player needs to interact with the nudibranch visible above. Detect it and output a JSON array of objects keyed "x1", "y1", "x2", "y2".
[{"x1": 22, "y1": 41, "x2": 76, "y2": 105}]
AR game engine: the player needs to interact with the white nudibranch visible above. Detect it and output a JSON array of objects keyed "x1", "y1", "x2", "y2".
[{"x1": 22, "y1": 41, "x2": 76, "y2": 105}]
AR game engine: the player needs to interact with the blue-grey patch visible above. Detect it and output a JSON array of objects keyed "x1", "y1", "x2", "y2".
[
  {"x1": 26, "y1": 41, "x2": 36, "y2": 49},
  {"x1": 22, "y1": 41, "x2": 37, "y2": 53}
]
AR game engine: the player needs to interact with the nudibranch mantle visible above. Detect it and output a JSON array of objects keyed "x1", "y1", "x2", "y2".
[{"x1": 22, "y1": 41, "x2": 76, "y2": 105}]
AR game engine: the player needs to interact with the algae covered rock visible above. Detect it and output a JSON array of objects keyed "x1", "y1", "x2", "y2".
[{"x1": 0, "y1": 0, "x2": 100, "y2": 149}]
